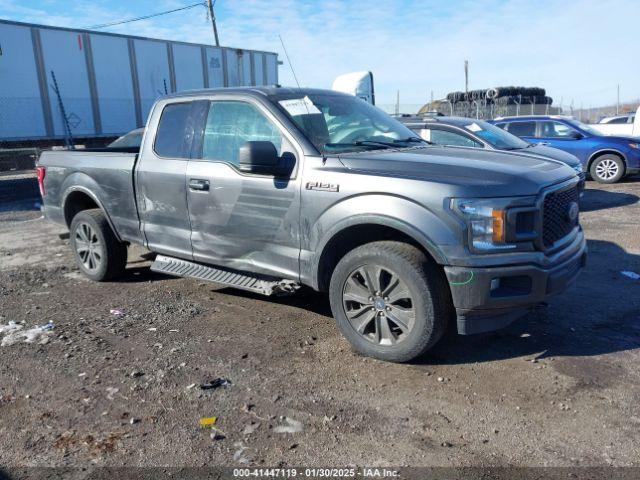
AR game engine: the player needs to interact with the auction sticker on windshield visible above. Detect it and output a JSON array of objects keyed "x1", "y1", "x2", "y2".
[{"x1": 279, "y1": 96, "x2": 321, "y2": 116}]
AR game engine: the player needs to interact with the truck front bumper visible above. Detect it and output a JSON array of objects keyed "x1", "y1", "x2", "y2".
[{"x1": 444, "y1": 234, "x2": 587, "y2": 335}]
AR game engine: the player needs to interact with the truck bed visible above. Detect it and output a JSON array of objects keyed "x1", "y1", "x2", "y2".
[{"x1": 38, "y1": 150, "x2": 142, "y2": 244}]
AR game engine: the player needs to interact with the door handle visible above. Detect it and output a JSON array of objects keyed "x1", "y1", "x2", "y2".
[{"x1": 189, "y1": 179, "x2": 210, "y2": 191}]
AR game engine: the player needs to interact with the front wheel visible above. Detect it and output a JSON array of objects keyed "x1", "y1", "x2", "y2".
[
  {"x1": 329, "y1": 241, "x2": 452, "y2": 363},
  {"x1": 70, "y1": 209, "x2": 127, "y2": 281},
  {"x1": 590, "y1": 154, "x2": 625, "y2": 183}
]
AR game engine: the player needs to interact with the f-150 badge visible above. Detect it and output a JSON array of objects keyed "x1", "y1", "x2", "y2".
[{"x1": 306, "y1": 181, "x2": 339, "y2": 192}]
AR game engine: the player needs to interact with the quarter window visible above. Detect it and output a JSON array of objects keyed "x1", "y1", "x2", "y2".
[
  {"x1": 154, "y1": 103, "x2": 192, "y2": 158},
  {"x1": 201, "y1": 101, "x2": 283, "y2": 166}
]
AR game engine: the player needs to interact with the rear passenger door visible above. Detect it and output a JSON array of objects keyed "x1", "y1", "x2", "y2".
[
  {"x1": 135, "y1": 100, "x2": 203, "y2": 260},
  {"x1": 185, "y1": 97, "x2": 302, "y2": 280}
]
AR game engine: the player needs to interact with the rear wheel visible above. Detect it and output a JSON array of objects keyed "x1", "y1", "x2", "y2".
[
  {"x1": 70, "y1": 209, "x2": 127, "y2": 281},
  {"x1": 329, "y1": 241, "x2": 451, "y2": 363},
  {"x1": 590, "y1": 154, "x2": 625, "y2": 183}
]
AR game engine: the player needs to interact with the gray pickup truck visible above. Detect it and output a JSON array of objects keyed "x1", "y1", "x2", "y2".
[{"x1": 38, "y1": 87, "x2": 586, "y2": 362}]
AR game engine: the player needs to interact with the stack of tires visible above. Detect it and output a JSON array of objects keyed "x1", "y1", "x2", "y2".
[{"x1": 445, "y1": 86, "x2": 552, "y2": 107}]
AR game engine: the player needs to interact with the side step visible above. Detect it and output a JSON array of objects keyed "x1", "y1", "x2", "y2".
[{"x1": 150, "y1": 254, "x2": 300, "y2": 296}]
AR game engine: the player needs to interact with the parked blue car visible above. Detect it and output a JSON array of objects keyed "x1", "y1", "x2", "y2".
[{"x1": 489, "y1": 115, "x2": 640, "y2": 183}]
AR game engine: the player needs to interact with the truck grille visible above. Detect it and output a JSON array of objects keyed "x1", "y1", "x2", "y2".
[{"x1": 542, "y1": 185, "x2": 579, "y2": 248}]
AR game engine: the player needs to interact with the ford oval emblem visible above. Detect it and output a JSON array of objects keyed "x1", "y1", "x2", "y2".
[{"x1": 567, "y1": 202, "x2": 579, "y2": 223}]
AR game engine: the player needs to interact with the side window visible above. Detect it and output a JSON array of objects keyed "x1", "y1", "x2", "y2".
[
  {"x1": 608, "y1": 117, "x2": 628, "y2": 124},
  {"x1": 539, "y1": 121, "x2": 575, "y2": 138},
  {"x1": 507, "y1": 121, "x2": 536, "y2": 137},
  {"x1": 202, "y1": 101, "x2": 283, "y2": 166},
  {"x1": 154, "y1": 103, "x2": 192, "y2": 158},
  {"x1": 430, "y1": 129, "x2": 481, "y2": 148}
]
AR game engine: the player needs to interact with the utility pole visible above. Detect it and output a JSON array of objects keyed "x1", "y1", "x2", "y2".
[
  {"x1": 206, "y1": 0, "x2": 220, "y2": 47},
  {"x1": 464, "y1": 60, "x2": 469, "y2": 95},
  {"x1": 395, "y1": 90, "x2": 400, "y2": 115},
  {"x1": 616, "y1": 84, "x2": 620, "y2": 115}
]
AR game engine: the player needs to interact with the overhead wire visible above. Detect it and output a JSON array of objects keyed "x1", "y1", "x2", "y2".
[{"x1": 84, "y1": 2, "x2": 205, "y2": 30}]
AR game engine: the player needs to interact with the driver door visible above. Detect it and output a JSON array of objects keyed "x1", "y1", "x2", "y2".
[
  {"x1": 536, "y1": 120, "x2": 585, "y2": 159},
  {"x1": 185, "y1": 98, "x2": 302, "y2": 280}
]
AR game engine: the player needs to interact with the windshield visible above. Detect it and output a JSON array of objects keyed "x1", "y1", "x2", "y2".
[
  {"x1": 275, "y1": 93, "x2": 421, "y2": 153},
  {"x1": 565, "y1": 119, "x2": 601, "y2": 135},
  {"x1": 463, "y1": 120, "x2": 529, "y2": 150}
]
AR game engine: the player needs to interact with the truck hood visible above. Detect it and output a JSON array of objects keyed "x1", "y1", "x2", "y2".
[{"x1": 338, "y1": 146, "x2": 576, "y2": 197}]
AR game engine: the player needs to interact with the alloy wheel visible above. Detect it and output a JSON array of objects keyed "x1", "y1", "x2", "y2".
[
  {"x1": 595, "y1": 158, "x2": 619, "y2": 180},
  {"x1": 74, "y1": 222, "x2": 103, "y2": 272},
  {"x1": 342, "y1": 265, "x2": 416, "y2": 345}
]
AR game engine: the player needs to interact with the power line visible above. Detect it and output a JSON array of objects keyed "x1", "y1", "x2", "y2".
[{"x1": 84, "y1": 2, "x2": 205, "y2": 30}]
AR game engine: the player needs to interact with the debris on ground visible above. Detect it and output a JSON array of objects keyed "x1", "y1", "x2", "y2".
[
  {"x1": 621, "y1": 271, "x2": 640, "y2": 280},
  {"x1": 274, "y1": 417, "x2": 303, "y2": 434},
  {"x1": 198, "y1": 416, "x2": 217, "y2": 427},
  {"x1": 243, "y1": 422, "x2": 259, "y2": 435},
  {"x1": 106, "y1": 387, "x2": 119, "y2": 400},
  {"x1": 1, "y1": 322, "x2": 54, "y2": 347},
  {"x1": 0, "y1": 321, "x2": 22, "y2": 335},
  {"x1": 109, "y1": 309, "x2": 125, "y2": 316},
  {"x1": 233, "y1": 442, "x2": 249, "y2": 463},
  {"x1": 200, "y1": 378, "x2": 232, "y2": 390}
]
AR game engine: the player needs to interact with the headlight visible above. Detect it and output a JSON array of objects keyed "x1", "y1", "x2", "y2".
[
  {"x1": 628, "y1": 142, "x2": 640, "y2": 149},
  {"x1": 452, "y1": 198, "x2": 517, "y2": 251}
]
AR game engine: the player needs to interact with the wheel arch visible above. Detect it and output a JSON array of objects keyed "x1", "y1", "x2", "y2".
[
  {"x1": 62, "y1": 186, "x2": 122, "y2": 242},
  {"x1": 587, "y1": 149, "x2": 627, "y2": 172},
  {"x1": 313, "y1": 217, "x2": 449, "y2": 292}
]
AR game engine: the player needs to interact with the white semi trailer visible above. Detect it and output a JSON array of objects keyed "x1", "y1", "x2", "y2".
[{"x1": 0, "y1": 19, "x2": 279, "y2": 143}]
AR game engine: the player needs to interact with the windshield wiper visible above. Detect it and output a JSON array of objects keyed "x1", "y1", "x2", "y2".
[
  {"x1": 324, "y1": 137, "x2": 430, "y2": 151},
  {"x1": 394, "y1": 136, "x2": 433, "y2": 145},
  {"x1": 323, "y1": 141, "x2": 391, "y2": 150}
]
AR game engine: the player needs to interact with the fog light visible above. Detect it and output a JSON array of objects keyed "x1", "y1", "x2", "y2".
[{"x1": 490, "y1": 278, "x2": 500, "y2": 291}]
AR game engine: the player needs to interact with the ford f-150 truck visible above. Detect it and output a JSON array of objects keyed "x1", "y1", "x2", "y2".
[{"x1": 37, "y1": 87, "x2": 586, "y2": 362}]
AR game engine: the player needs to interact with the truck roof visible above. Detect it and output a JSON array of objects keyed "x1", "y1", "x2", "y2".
[{"x1": 164, "y1": 86, "x2": 351, "y2": 101}]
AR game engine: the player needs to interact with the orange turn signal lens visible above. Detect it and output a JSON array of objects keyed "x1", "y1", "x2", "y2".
[{"x1": 492, "y1": 209, "x2": 505, "y2": 243}]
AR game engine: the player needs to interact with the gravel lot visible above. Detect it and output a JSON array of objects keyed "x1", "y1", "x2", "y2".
[{"x1": 0, "y1": 174, "x2": 639, "y2": 468}]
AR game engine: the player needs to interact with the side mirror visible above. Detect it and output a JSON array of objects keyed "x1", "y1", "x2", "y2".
[
  {"x1": 239, "y1": 141, "x2": 280, "y2": 174},
  {"x1": 569, "y1": 131, "x2": 583, "y2": 140}
]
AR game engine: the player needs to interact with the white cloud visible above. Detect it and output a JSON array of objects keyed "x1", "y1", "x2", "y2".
[{"x1": 1, "y1": 0, "x2": 638, "y2": 108}]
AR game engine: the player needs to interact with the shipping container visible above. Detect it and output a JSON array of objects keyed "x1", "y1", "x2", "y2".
[{"x1": 0, "y1": 19, "x2": 279, "y2": 142}]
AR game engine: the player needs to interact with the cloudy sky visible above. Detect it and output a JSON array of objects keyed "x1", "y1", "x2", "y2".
[{"x1": 1, "y1": 0, "x2": 638, "y2": 108}]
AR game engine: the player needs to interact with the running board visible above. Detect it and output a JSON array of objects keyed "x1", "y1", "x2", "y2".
[{"x1": 150, "y1": 255, "x2": 300, "y2": 296}]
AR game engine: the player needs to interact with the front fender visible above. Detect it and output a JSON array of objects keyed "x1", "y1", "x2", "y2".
[{"x1": 305, "y1": 194, "x2": 459, "y2": 288}]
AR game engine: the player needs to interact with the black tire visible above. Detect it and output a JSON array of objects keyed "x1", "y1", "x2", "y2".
[
  {"x1": 69, "y1": 209, "x2": 127, "y2": 281},
  {"x1": 328, "y1": 241, "x2": 452, "y2": 363},
  {"x1": 589, "y1": 154, "x2": 625, "y2": 183}
]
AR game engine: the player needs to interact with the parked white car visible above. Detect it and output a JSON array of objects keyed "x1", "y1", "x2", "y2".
[{"x1": 590, "y1": 106, "x2": 640, "y2": 137}]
